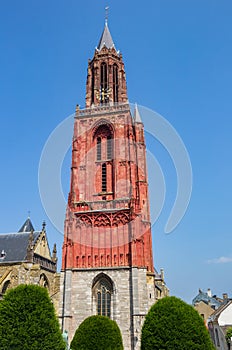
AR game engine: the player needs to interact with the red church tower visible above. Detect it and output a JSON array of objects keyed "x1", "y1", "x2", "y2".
[{"x1": 60, "y1": 20, "x2": 156, "y2": 350}]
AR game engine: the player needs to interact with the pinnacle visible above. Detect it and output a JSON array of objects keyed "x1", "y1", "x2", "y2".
[{"x1": 134, "y1": 104, "x2": 143, "y2": 123}]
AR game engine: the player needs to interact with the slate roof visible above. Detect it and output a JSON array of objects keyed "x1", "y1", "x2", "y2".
[
  {"x1": 0, "y1": 231, "x2": 40, "y2": 263},
  {"x1": 192, "y1": 289, "x2": 222, "y2": 309},
  {"x1": 97, "y1": 22, "x2": 115, "y2": 51},
  {"x1": 18, "y1": 217, "x2": 34, "y2": 233}
]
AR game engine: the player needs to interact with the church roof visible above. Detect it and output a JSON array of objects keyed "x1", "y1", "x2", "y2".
[
  {"x1": 18, "y1": 217, "x2": 34, "y2": 233},
  {"x1": 97, "y1": 22, "x2": 115, "y2": 51},
  {"x1": 0, "y1": 231, "x2": 40, "y2": 263}
]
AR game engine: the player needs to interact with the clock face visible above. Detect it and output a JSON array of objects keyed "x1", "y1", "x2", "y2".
[{"x1": 95, "y1": 87, "x2": 111, "y2": 103}]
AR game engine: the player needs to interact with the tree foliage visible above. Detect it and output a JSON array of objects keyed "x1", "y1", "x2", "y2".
[
  {"x1": 141, "y1": 296, "x2": 215, "y2": 350},
  {"x1": 70, "y1": 315, "x2": 123, "y2": 350},
  {"x1": 0, "y1": 284, "x2": 65, "y2": 350},
  {"x1": 226, "y1": 327, "x2": 232, "y2": 343}
]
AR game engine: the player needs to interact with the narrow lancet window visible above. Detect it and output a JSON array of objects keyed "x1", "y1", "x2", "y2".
[
  {"x1": 97, "y1": 137, "x2": 101, "y2": 160},
  {"x1": 113, "y1": 64, "x2": 119, "y2": 102},
  {"x1": 107, "y1": 136, "x2": 112, "y2": 159},
  {"x1": 102, "y1": 163, "x2": 107, "y2": 192},
  {"x1": 91, "y1": 67, "x2": 95, "y2": 104}
]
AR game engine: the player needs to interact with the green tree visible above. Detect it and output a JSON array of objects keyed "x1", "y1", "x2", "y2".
[
  {"x1": 0, "y1": 284, "x2": 65, "y2": 350},
  {"x1": 70, "y1": 315, "x2": 123, "y2": 350},
  {"x1": 141, "y1": 296, "x2": 215, "y2": 350},
  {"x1": 226, "y1": 327, "x2": 232, "y2": 344}
]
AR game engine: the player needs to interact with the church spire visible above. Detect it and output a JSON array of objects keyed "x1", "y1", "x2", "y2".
[
  {"x1": 18, "y1": 217, "x2": 34, "y2": 233},
  {"x1": 97, "y1": 21, "x2": 115, "y2": 51},
  {"x1": 85, "y1": 20, "x2": 128, "y2": 108}
]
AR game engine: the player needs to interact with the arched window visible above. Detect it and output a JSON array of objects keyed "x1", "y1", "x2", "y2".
[
  {"x1": 113, "y1": 64, "x2": 119, "y2": 102},
  {"x1": 93, "y1": 124, "x2": 113, "y2": 162},
  {"x1": 2, "y1": 280, "x2": 10, "y2": 295},
  {"x1": 39, "y1": 273, "x2": 49, "y2": 289},
  {"x1": 97, "y1": 137, "x2": 101, "y2": 160},
  {"x1": 102, "y1": 163, "x2": 107, "y2": 192},
  {"x1": 93, "y1": 124, "x2": 114, "y2": 196},
  {"x1": 100, "y1": 62, "x2": 108, "y2": 104},
  {"x1": 93, "y1": 275, "x2": 113, "y2": 318}
]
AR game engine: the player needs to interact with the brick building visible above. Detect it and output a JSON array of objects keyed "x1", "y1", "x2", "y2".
[{"x1": 59, "y1": 20, "x2": 167, "y2": 350}]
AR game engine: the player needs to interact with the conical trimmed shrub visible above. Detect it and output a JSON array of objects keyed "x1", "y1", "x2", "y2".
[
  {"x1": 141, "y1": 296, "x2": 215, "y2": 350},
  {"x1": 71, "y1": 315, "x2": 123, "y2": 350},
  {"x1": 0, "y1": 284, "x2": 65, "y2": 350}
]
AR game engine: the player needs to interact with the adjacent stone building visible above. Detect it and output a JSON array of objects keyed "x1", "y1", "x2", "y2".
[
  {"x1": 0, "y1": 217, "x2": 60, "y2": 311},
  {"x1": 155, "y1": 268, "x2": 169, "y2": 300}
]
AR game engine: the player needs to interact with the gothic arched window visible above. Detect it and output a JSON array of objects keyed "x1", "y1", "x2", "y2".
[
  {"x1": 93, "y1": 124, "x2": 113, "y2": 162},
  {"x1": 39, "y1": 273, "x2": 49, "y2": 289},
  {"x1": 93, "y1": 123, "x2": 114, "y2": 196},
  {"x1": 93, "y1": 275, "x2": 113, "y2": 318},
  {"x1": 113, "y1": 64, "x2": 119, "y2": 103}
]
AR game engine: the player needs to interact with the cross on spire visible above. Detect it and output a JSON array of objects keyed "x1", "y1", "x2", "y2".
[{"x1": 105, "y1": 6, "x2": 109, "y2": 24}]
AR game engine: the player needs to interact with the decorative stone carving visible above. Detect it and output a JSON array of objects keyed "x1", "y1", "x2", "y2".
[
  {"x1": 112, "y1": 212, "x2": 129, "y2": 226},
  {"x1": 76, "y1": 215, "x2": 92, "y2": 227},
  {"x1": 94, "y1": 214, "x2": 111, "y2": 227},
  {"x1": 119, "y1": 160, "x2": 127, "y2": 166}
]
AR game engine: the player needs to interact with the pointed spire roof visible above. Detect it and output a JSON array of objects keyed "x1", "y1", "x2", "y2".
[
  {"x1": 18, "y1": 217, "x2": 34, "y2": 233},
  {"x1": 97, "y1": 21, "x2": 115, "y2": 51},
  {"x1": 134, "y1": 104, "x2": 143, "y2": 123}
]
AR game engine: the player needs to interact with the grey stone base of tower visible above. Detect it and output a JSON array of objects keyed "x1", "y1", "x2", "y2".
[{"x1": 59, "y1": 267, "x2": 156, "y2": 350}]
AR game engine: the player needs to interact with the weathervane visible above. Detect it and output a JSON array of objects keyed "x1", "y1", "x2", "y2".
[{"x1": 105, "y1": 6, "x2": 109, "y2": 24}]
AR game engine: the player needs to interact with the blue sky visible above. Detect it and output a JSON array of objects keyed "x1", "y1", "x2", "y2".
[{"x1": 0, "y1": 0, "x2": 232, "y2": 303}]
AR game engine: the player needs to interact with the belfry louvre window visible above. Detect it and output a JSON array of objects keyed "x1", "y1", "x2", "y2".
[
  {"x1": 91, "y1": 67, "x2": 95, "y2": 104},
  {"x1": 100, "y1": 62, "x2": 108, "y2": 104},
  {"x1": 102, "y1": 163, "x2": 107, "y2": 192},
  {"x1": 113, "y1": 64, "x2": 119, "y2": 103}
]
